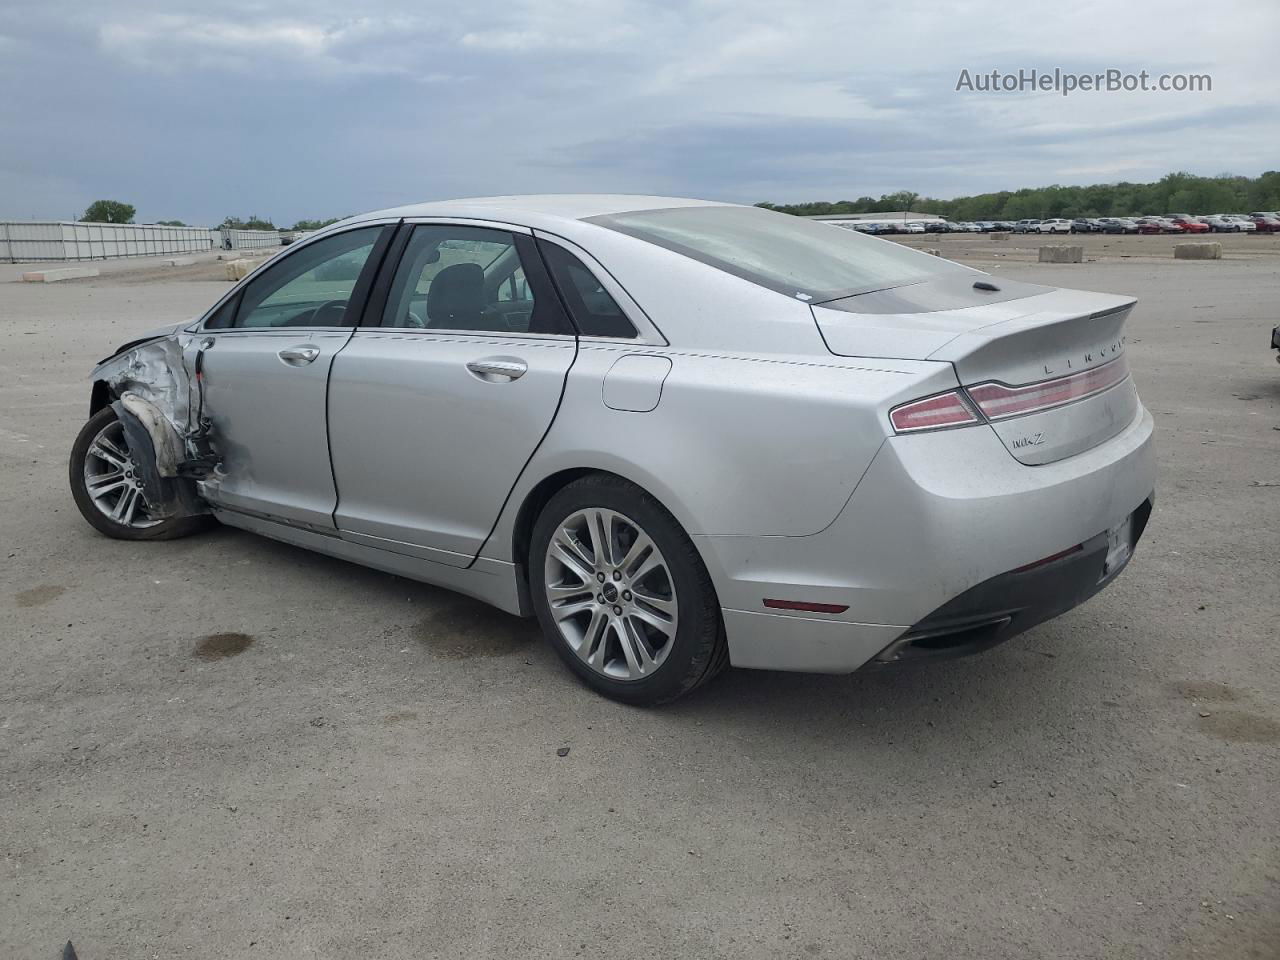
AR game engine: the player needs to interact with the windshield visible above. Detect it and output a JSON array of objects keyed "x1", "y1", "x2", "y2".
[{"x1": 587, "y1": 205, "x2": 970, "y2": 302}]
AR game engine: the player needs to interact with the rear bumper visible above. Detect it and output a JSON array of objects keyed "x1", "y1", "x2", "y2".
[
  {"x1": 704, "y1": 406, "x2": 1156, "y2": 673},
  {"x1": 875, "y1": 496, "x2": 1152, "y2": 662}
]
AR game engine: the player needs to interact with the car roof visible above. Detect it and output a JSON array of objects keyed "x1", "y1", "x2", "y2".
[{"x1": 344, "y1": 194, "x2": 734, "y2": 230}]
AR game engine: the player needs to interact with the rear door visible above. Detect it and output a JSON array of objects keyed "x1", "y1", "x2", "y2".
[
  {"x1": 190, "y1": 224, "x2": 392, "y2": 529},
  {"x1": 326, "y1": 220, "x2": 578, "y2": 567}
]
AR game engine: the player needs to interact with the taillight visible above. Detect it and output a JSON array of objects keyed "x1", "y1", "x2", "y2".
[
  {"x1": 967, "y1": 356, "x2": 1129, "y2": 421},
  {"x1": 889, "y1": 390, "x2": 980, "y2": 433}
]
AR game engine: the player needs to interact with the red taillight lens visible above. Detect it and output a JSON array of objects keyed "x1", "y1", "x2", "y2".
[
  {"x1": 967, "y1": 356, "x2": 1129, "y2": 421},
  {"x1": 889, "y1": 390, "x2": 980, "y2": 433}
]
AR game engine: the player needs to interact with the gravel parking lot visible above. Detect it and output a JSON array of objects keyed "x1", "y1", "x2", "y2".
[{"x1": 2, "y1": 237, "x2": 1278, "y2": 959}]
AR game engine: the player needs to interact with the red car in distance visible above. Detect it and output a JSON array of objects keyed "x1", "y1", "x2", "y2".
[
  {"x1": 1248, "y1": 215, "x2": 1280, "y2": 233},
  {"x1": 1167, "y1": 216, "x2": 1210, "y2": 234}
]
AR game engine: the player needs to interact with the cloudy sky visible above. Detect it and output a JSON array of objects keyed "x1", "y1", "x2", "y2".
[{"x1": 1, "y1": 0, "x2": 1276, "y2": 225}]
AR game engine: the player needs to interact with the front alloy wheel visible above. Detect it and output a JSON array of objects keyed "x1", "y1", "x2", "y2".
[
  {"x1": 82, "y1": 418, "x2": 161, "y2": 529},
  {"x1": 68, "y1": 406, "x2": 211, "y2": 541}
]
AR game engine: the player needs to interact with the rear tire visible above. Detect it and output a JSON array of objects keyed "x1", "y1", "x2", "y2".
[
  {"x1": 529, "y1": 474, "x2": 727, "y2": 705},
  {"x1": 69, "y1": 407, "x2": 212, "y2": 541}
]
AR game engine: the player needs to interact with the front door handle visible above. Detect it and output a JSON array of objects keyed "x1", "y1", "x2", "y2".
[
  {"x1": 278, "y1": 345, "x2": 320, "y2": 366},
  {"x1": 466, "y1": 357, "x2": 527, "y2": 382}
]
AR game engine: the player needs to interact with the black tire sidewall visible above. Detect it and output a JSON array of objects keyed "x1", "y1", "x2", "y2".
[{"x1": 529, "y1": 476, "x2": 722, "y2": 705}]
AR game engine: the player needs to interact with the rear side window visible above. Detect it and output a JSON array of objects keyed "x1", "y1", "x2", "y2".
[
  {"x1": 380, "y1": 225, "x2": 571, "y2": 336},
  {"x1": 588, "y1": 205, "x2": 969, "y2": 303},
  {"x1": 538, "y1": 241, "x2": 637, "y2": 339}
]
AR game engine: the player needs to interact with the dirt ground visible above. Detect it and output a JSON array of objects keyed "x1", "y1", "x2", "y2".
[{"x1": 2, "y1": 237, "x2": 1278, "y2": 959}]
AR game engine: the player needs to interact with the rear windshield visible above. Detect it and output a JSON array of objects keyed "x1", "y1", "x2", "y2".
[{"x1": 588, "y1": 205, "x2": 970, "y2": 302}]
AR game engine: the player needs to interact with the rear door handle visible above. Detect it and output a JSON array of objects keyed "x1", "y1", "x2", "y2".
[
  {"x1": 278, "y1": 345, "x2": 320, "y2": 366},
  {"x1": 466, "y1": 358, "x2": 527, "y2": 382}
]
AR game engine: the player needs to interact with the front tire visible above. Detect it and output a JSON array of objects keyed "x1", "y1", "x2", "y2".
[
  {"x1": 69, "y1": 407, "x2": 211, "y2": 541},
  {"x1": 530, "y1": 475, "x2": 728, "y2": 705}
]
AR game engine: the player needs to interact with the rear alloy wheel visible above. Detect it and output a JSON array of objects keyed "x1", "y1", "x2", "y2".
[
  {"x1": 69, "y1": 406, "x2": 211, "y2": 541},
  {"x1": 530, "y1": 475, "x2": 727, "y2": 704}
]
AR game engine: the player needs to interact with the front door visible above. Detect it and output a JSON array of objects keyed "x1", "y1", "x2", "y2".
[
  {"x1": 190, "y1": 225, "x2": 390, "y2": 529},
  {"x1": 326, "y1": 222, "x2": 577, "y2": 566}
]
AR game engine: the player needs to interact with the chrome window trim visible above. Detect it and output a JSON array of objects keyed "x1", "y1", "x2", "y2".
[
  {"x1": 399, "y1": 216, "x2": 534, "y2": 235},
  {"x1": 348, "y1": 327, "x2": 577, "y2": 344}
]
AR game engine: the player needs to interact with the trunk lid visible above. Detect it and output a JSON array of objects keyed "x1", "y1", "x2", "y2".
[{"x1": 813, "y1": 281, "x2": 1139, "y2": 464}]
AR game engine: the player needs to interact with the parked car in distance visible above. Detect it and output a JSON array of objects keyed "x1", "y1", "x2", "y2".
[
  {"x1": 1071, "y1": 219, "x2": 1097, "y2": 233},
  {"x1": 992, "y1": 221, "x2": 1015, "y2": 231},
  {"x1": 1203, "y1": 215, "x2": 1245, "y2": 232},
  {"x1": 1137, "y1": 218, "x2": 1176, "y2": 234},
  {"x1": 1014, "y1": 219, "x2": 1042, "y2": 233},
  {"x1": 1249, "y1": 215, "x2": 1280, "y2": 233},
  {"x1": 903, "y1": 222, "x2": 927, "y2": 234},
  {"x1": 1037, "y1": 219, "x2": 1074, "y2": 234},
  {"x1": 1227, "y1": 216, "x2": 1257, "y2": 232},
  {"x1": 70, "y1": 195, "x2": 1156, "y2": 704},
  {"x1": 1168, "y1": 216, "x2": 1210, "y2": 234},
  {"x1": 1099, "y1": 218, "x2": 1138, "y2": 234}
]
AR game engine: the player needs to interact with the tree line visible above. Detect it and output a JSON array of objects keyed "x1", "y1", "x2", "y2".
[
  {"x1": 757, "y1": 171, "x2": 1280, "y2": 221},
  {"x1": 77, "y1": 201, "x2": 346, "y2": 233}
]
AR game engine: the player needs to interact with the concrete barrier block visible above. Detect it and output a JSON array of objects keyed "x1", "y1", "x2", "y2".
[
  {"x1": 163, "y1": 257, "x2": 194, "y2": 266},
  {"x1": 990, "y1": 232, "x2": 1010, "y2": 241},
  {"x1": 21, "y1": 266, "x2": 100, "y2": 283},
  {"x1": 1038, "y1": 245, "x2": 1083, "y2": 263},
  {"x1": 224, "y1": 259, "x2": 255, "y2": 281},
  {"x1": 1174, "y1": 242, "x2": 1222, "y2": 260}
]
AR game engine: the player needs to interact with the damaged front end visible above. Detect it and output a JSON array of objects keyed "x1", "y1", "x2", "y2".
[{"x1": 90, "y1": 332, "x2": 221, "y2": 521}]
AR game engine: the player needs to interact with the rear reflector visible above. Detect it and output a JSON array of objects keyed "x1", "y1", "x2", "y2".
[
  {"x1": 888, "y1": 390, "x2": 980, "y2": 433},
  {"x1": 1011, "y1": 543, "x2": 1084, "y2": 573},
  {"x1": 967, "y1": 356, "x2": 1130, "y2": 421},
  {"x1": 763, "y1": 598, "x2": 850, "y2": 614}
]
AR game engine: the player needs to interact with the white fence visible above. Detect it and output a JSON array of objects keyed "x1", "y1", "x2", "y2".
[
  {"x1": 0, "y1": 221, "x2": 285, "y2": 262},
  {"x1": 214, "y1": 228, "x2": 282, "y2": 251},
  {"x1": 0, "y1": 221, "x2": 214, "y2": 262}
]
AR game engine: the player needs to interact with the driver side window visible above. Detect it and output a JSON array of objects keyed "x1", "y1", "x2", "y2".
[{"x1": 225, "y1": 227, "x2": 383, "y2": 329}]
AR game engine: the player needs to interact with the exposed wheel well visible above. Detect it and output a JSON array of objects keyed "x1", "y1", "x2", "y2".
[{"x1": 90, "y1": 380, "x2": 115, "y2": 417}]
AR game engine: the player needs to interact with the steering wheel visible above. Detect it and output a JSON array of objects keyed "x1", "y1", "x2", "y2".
[{"x1": 307, "y1": 299, "x2": 349, "y2": 325}]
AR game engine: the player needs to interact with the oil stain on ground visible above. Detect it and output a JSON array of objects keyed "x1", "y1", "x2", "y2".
[
  {"x1": 194, "y1": 632, "x2": 255, "y2": 661},
  {"x1": 382, "y1": 711, "x2": 419, "y2": 725},
  {"x1": 415, "y1": 598, "x2": 538, "y2": 659},
  {"x1": 1198, "y1": 711, "x2": 1280, "y2": 745},
  {"x1": 1169, "y1": 680, "x2": 1241, "y2": 703},
  {"x1": 15, "y1": 585, "x2": 66, "y2": 607}
]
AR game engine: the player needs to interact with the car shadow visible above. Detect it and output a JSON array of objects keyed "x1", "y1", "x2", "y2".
[{"x1": 186, "y1": 521, "x2": 1120, "y2": 753}]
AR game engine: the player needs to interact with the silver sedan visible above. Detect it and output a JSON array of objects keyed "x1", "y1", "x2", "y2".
[{"x1": 70, "y1": 196, "x2": 1156, "y2": 704}]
